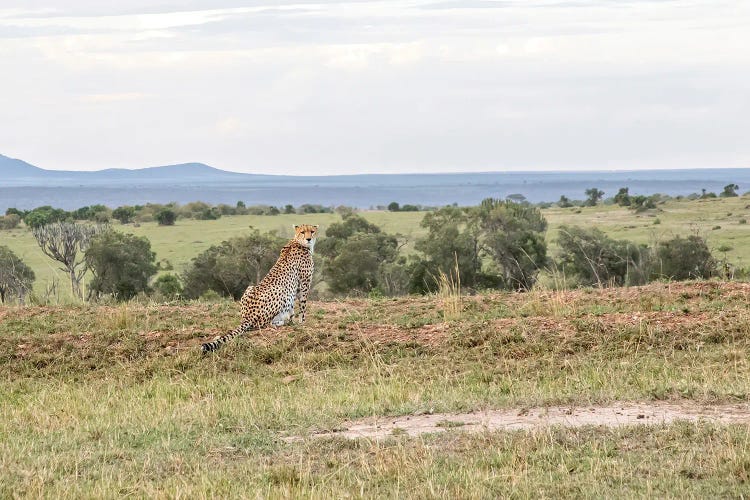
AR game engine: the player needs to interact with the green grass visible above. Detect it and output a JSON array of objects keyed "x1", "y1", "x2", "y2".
[
  {"x1": 5, "y1": 196, "x2": 750, "y2": 302},
  {"x1": 2, "y1": 282, "x2": 750, "y2": 496},
  {"x1": 0, "y1": 211, "x2": 425, "y2": 302}
]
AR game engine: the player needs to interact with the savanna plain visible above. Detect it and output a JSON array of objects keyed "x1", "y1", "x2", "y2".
[{"x1": 3, "y1": 197, "x2": 750, "y2": 497}]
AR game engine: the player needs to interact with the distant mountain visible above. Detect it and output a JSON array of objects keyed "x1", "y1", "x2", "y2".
[
  {"x1": 0, "y1": 154, "x2": 47, "y2": 177},
  {"x1": 0, "y1": 154, "x2": 262, "y2": 184}
]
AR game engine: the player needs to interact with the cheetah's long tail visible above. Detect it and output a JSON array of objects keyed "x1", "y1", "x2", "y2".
[{"x1": 201, "y1": 320, "x2": 257, "y2": 354}]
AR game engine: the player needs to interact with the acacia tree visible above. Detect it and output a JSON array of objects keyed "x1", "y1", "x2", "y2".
[
  {"x1": 85, "y1": 231, "x2": 158, "y2": 300},
  {"x1": 584, "y1": 188, "x2": 605, "y2": 207},
  {"x1": 408, "y1": 206, "x2": 483, "y2": 293},
  {"x1": 32, "y1": 222, "x2": 105, "y2": 299},
  {"x1": 0, "y1": 246, "x2": 35, "y2": 304},
  {"x1": 477, "y1": 198, "x2": 548, "y2": 291}
]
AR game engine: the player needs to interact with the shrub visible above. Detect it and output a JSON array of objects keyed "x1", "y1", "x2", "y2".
[
  {"x1": 182, "y1": 229, "x2": 286, "y2": 299},
  {"x1": 317, "y1": 214, "x2": 404, "y2": 295},
  {"x1": 0, "y1": 246, "x2": 35, "y2": 303},
  {"x1": 0, "y1": 213, "x2": 21, "y2": 230},
  {"x1": 23, "y1": 206, "x2": 69, "y2": 228},
  {"x1": 477, "y1": 198, "x2": 548, "y2": 290},
  {"x1": 112, "y1": 206, "x2": 136, "y2": 224},
  {"x1": 408, "y1": 206, "x2": 482, "y2": 294},
  {"x1": 614, "y1": 187, "x2": 631, "y2": 207},
  {"x1": 584, "y1": 188, "x2": 604, "y2": 207},
  {"x1": 557, "y1": 226, "x2": 648, "y2": 287},
  {"x1": 85, "y1": 231, "x2": 158, "y2": 301},
  {"x1": 155, "y1": 208, "x2": 177, "y2": 226},
  {"x1": 651, "y1": 235, "x2": 717, "y2": 281},
  {"x1": 558, "y1": 195, "x2": 573, "y2": 208},
  {"x1": 152, "y1": 273, "x2": 183, "y2": 299},
  {"x1": 721, "y1": 184, "x2": 739, "y2": 197}
]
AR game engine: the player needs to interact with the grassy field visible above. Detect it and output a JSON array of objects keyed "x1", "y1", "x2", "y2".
[
  {"x1": 3, "y1": 196, "x2": 750, "y2": 302},
  {"x1": 2, "y1": 281, "x2": 750, "y2": 497}
]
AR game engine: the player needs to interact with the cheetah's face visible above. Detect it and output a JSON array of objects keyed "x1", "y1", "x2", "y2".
[{"x1": 293, "y1": 224, "x2": 319, "y2": 250}]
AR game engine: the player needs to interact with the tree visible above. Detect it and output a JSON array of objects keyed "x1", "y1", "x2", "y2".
[
  {"x1": 476, "y1": 199, "x2": 548, "y2": 291},
  {"x1": 155, "y1": 208, "x2": 177, "y2": 226},
  {"x1": 284, "y1": 204, "x2": 295, "y2": 214},
  {"x1": 652, "y1": 235, "x2": 717, "y2": 281},
  {"x1": 23, "y1": 206, "x2": 69, "y2": 229},
  {"x1": 408, "y1": 206, "x2": 483, "y2": 293},
  {"x1": 152, "y1": 273, "x2": 183, "y2": 299},
  {"x1": 0, "y1": 246, "x2": 35, "y2": 304},
  {"x1": 317, "y1": 214, "x2": 404, "y2": 295},
  {"x1": 506, "y1": 193, "x2": 527, "y2": 204},
  {"x1": 558, "y1": 195, "x2": 573, "y2": 208},
  {"x1": 387, "y1": 202, "x2": 400, "y2": 212},
  {"x1": 182, "y1": 229, "x2": 286, "y2": 299},
  {"x1": 630, "y1": 195, "x2": 657, "y2": 212},
  {"x1": 32, "y1": 222, "x2": 105, "y2": 299},
  {"x1": 85, "y1": 231, "x2": 158, "y2": 300},
  {"x1": 71, "y1": 205, "x2": 110, "y2": 222},
  {"x1": 613, "y1": 187, "x2": 631, "y2": 207},
  {"x1": 584, "y1": 188, "x2": 604, "y2": 207},
  {"x1": 112, "y1": 206, "x2": 136, "y2": 224},
  {"x1": 557, "y1": 226, "x2": 648, "y2": 287},
  {"x1": 721, "y1": 184, "x2": 739, "y2": 197}
]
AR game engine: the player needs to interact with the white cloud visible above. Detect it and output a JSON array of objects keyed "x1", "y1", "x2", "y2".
[{"x1": 0, "y1": 0, "x2": 748, "y2": 173}]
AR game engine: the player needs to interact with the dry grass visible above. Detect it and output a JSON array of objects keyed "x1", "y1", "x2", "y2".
[
  {"x1": 435, "y1": 255, "x2": 462, "y2": 321},
  {"x1": 2, "y1": 281, "x2": 750, "y2": 497}
]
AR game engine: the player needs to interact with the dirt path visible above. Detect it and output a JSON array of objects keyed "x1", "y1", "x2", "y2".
[{"x1": 304, "y1": 402, "x2": 750, "y2": 440}]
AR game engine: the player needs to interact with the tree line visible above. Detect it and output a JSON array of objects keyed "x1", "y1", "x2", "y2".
[
  {"x1": 0, "y1": 181, "x2": 743, "y2": 231},
  {"x1": 0, "y1": 202, "x2": 338, "y2": 230},
  {"x1": 0, "y1": 198, "x2": 722, "y2": 304}
]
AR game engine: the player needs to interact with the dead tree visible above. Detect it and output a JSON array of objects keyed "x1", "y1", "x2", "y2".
[
  {"x1": 0, "y1": 246, "x2": 35, "y2": 304},
  {"x1": 31, "y1": 222, "x2": 106, "y2": 299}
]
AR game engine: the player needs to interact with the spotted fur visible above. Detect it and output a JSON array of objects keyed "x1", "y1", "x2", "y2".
[{"x1": 201, "y1": 224, "x2": 318, "y2": 353}]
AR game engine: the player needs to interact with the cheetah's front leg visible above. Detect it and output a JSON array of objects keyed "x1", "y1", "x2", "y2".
[{"x1": 295, "y1": 267, "x2": 313, "y2": 323}]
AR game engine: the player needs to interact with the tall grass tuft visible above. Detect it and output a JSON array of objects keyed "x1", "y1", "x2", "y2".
[
  {"x1": 435, "y1": 255, "x2": 462, "y2": 321},
  {"x1": 110, "y1": 303, "x2": 132, "y2": 330}
]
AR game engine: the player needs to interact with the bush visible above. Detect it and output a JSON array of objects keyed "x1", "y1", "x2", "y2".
[
  {"x1": 152, "y1": 273, "x2": 183, "y2": 299},
  {"x1": 155, "y1": 208, "x2": 177, "y2": 226},
  {"x1": 651, "y1": 235, "x2": 717, "y2": 281},
  {"x1": 477, "y1": 199, "x2": 548, "y2": 290},
  {"x1": 614, "y1": 188, "x2": 631, "y2": 207},
  {"x1": 112, "y1": 206, "x2": 136, "y2": 224},
  {"x1": 23, "y1": 206, "x2": 69, "y2": 229},
  {"x1": 0, "y1": 246, "x2": 35, "y2": 303},
  {"x1": 182, "y1": 229, "x2": 286, "y2": 299},
  {"x1": 317, "y1": 214, "x2": 404, "y2": 295},
  {"x1": 408, "y1": 206, "x2": 482, "y2": 294},
  {"x1": 0, "y1": 213, "x2": 21, "y2": 230},
  {"x1": 584, "y1": 188, "x2": 604, "y2": 207},
  {"x1": 557, "y1": 226, "x2": 648, "y2": 287},
  {"x1": 85, "y1": 231, "x2": 158, "y2": 300}
]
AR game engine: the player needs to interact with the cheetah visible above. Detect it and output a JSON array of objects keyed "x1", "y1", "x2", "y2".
[{"x1": 201, "y1": 224, "x2": 318, "y2": 353}]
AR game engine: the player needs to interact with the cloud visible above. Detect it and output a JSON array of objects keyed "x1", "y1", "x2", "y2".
[
  {"x1": 0, "y1": 0, "x2": 748, "y2": 173},
  {"x1": 80, "y1": 92, "x2": 148, "y2": 103}
]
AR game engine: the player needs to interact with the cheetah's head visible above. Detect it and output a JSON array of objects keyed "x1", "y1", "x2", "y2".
[{"x1": 293, "y1": 224, "x2": 319, "y2": 251}]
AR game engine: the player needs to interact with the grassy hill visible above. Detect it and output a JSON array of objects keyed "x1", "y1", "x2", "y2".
[
  {"x1": 2, "y1": 282, "x2": 749, "y2": 496},
  {"x1": 4, "y1": 196, "x2": 750, "y2": 302}
]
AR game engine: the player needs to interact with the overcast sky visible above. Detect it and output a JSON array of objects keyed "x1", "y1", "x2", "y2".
[{"x1": 0, "y1": 1, "x2": 748, "y2": 174}]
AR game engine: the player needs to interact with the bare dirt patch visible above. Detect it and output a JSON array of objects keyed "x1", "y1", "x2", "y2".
[{"x1": 304, "y1": 402, "x2": 750, "y2": 440}]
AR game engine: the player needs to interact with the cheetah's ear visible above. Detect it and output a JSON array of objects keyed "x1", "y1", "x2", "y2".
[
  {"x1": 313, "y1": 225, "x2": 319, "y2": 230},
  {"x1": 293, "y1": 224, "x2": 300, "y2": 231}
]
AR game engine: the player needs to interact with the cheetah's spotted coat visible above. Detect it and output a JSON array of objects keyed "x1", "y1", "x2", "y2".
[{"x1": 201, "y1": 224, "x2": 318, "y2": 353}]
